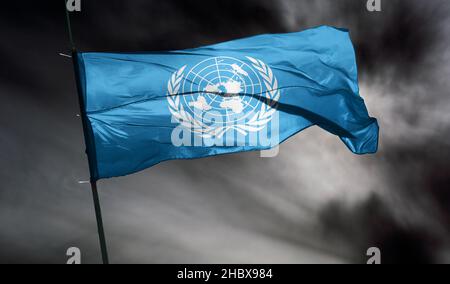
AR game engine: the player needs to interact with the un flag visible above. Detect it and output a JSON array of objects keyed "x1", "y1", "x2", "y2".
[{"x1": 74, "y1": 26, "x2": 379, "y2": 180}]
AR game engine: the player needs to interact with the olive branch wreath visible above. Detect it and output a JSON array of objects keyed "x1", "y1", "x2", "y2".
[{"x1": 167, "y1": 57, "x2": 280, "y2": 139}]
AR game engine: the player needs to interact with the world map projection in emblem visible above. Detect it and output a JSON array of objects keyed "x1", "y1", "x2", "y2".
[{"x1": 167, "y1": 56, "x2": 280, "y2": 139}]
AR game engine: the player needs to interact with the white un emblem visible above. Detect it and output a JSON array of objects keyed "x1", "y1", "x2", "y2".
[{"x1": 167, "y1": 56, "x2": 280, "y2": 139}]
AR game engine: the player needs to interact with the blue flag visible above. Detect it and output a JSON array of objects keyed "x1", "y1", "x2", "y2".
[{"x1": 75, "y1": 26, "x2": 379, "y2": 180}]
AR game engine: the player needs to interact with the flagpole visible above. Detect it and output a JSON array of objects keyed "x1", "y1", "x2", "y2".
[
  {"x1": 90, "y1": 181, "x2": 110, "y2": 264},
  {"x1": 63, "y1": 0, "x2": 110, "y2": 264}
]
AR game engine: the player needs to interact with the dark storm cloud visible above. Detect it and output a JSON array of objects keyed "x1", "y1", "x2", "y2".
[
  {"x1": 276, "y1": 0, "x2": 450, "y2": 263},
  {"x1": 280, "y1": 0, "x2": 450, "y2": 79},
  {"x1": 1, "y1": 0, "x2": 450, "y2": 263},
  {"x1": 320, "y1": 195, "x2": 439, "y2": 264},
  {"x1": 65, "y1": 0, "x2": 284, "y2": 51}
]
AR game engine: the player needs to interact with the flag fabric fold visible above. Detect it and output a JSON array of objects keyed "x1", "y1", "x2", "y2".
[{"x1": 75, "y1": 25, "x2": 379, "y2": 180}]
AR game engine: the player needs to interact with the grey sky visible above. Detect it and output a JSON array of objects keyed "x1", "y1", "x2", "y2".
[{"x1": 0, "y1": 0, "x2": 449, "y2": 263}]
